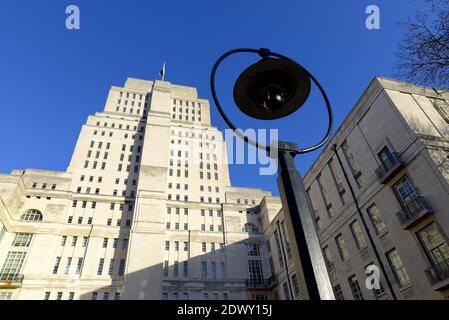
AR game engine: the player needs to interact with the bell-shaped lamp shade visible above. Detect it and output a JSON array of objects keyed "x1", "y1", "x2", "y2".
[{"x1": 233, "y1": 58, "x2": 311, "y2": 120}]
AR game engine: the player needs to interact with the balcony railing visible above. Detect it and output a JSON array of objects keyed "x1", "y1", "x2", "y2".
[
  {"x1": 425, "y1": 258, "x2": 449, "y2": 290},
  {"x1": 0, "y1": 274, "x2": 24, "y2": 288},
  {"x1": 245, "y1": 276, "x2": 277, "y2": 290},
  {"x1": 396, "y1": 197, "x2": 434, "y2": 229},
  {"x1": 375, "y1": 153, "x2": 404, "y2": 184}
]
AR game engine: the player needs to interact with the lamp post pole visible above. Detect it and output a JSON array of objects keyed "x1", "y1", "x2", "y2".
[
  {"x1": 276, "y1": 142, "x2": 335, "y2": 300},
  {"x1": 210, "y1": 48, "x2": 336, "y2": 300}
]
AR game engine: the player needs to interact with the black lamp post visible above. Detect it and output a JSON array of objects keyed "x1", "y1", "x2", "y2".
[{"x1": 210, "y1": 48, "x2": 335, "y2": 300}]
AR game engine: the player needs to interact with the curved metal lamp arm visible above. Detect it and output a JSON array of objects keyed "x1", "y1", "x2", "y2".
[{"x1": 210, "y1": 48, "x2": 333, "y2": 155}]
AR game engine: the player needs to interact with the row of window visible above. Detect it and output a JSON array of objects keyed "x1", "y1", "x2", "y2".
[
  {"x1": 75, "y1": 185, "x2": 137, "y2": 197},
  {"x1": 53, "y1": 256, "x2": 126, "y2": 276},
  {"x1": 119, "y1": 91, "x2": 147, "y2": 100},
  {"x1": 165, "y1": 222, "x2": 223, "y2": 232},
  {"x1": 59, "y1": 236, "x2": 128, "y2": 249},
  {"x1": 73, "y1": 200, "x2": 134, "y2": 212},
  {"x1": 235, "y1": 198, "x2": 257, "y2": 205},
  {"x1": 170, "y1": 129, "x2": 216, "y2": 141},
  {"x1": 25, "y1": 195, "x2": 51, "y2": 201},
  {"x1": 87, "y1": 141, "x2": 142, "y2": 155},
  {"x1": 164, "y1": 241, "x2": 225, "y2": 253},
  {"x1": 280, "y1": 274, "x2": 301, "y2": 300},
  {"x1": 163, "y1": 260, "x2": 226, "y2": 279},
  {"x1": 66, "y1": 215, "x2": 132, "y2": 227},
  {"x1": 95, "y1": 118, "x2": 146, "y2": 129},
  {"x1": 44, "y1": 291, "x2": 121, "y2": 300},
  {"x1": 162, "y1": 292, "x2": 228, "y2": 300},
  {"x1": 115, "y1": 106, "x2": 146, "y2": 116},
  {"x1": 171, "y1": 114, "x2": 202, "y2": 122},
  {"x1": 172, "y1": 99, "x2": 201, "y2": 108},
  {"x1": 31, "y1": 182, "x2": 57, "y2": 190},
  {"x1": 91, "y1": 291, "x2": 121, "y2": 300},
  {"x1": 166, "y1": 207, "x2": 222, "y2": 217}
]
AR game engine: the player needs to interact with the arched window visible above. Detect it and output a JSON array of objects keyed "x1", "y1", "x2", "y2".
[
  {"x1": 21, "y1": 209, "x2": 43, "y2": 222},
  {"x1": 244, "y1": 223, "x2": 259, "y2": 234}
]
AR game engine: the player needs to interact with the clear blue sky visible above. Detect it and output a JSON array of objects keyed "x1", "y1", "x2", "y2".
[{"x1": 0, "y1": 0, "x2": 426, "y2": 195}]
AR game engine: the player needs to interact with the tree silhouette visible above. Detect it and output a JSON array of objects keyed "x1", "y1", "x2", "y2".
[{"x1": 395, "y1": 0, "x2": 449, "y2": 88}]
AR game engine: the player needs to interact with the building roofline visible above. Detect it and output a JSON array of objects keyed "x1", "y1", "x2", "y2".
[{"x1": 304, "y1": 76, "x2": 449, "y2": 183}]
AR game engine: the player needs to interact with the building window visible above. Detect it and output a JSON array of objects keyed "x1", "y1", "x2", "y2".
[
  {"x1": 323, "y1": 245, "x2": 334, "y2": 271},
  {"x1": 243, "y1": 223, "x2": 258, "y2": 234},
  {"x1": 0, "y1": 252, "x2": 26, "y2": 280},
  {"x1": 274, "y1": 230, "x2": 284, "y2": 268},
  {"x1": 76, "y1": 258, "x2": 83, "y2": 275},
  {"x1": 53, "y1": 257, "x2": 61, "y2": 274},
  {"x1": 317, "y1": 173, "x2": 333, "y2": 217},
  {"x1": 333, "y1": 284, "x2": 344, "y2": 300},
  {"x1": 64, "y1": 257, "x2": 72, "y2": 275},
  {"x1": 378, "y1": 146, "x2": 397, "y2": 172},
  {"x1": 350, "y1": 220, "x2": 367, "y2": 250},
  {"x1": 183, "y1": 261, "x2": 188, "y2": 277},
  {"x1": 431, "y1": 98, "x2": 449, "y2": 124},
  {"x1": 367, "y1": 204, "x2": 387, "y2": 235},
  {"x1": 341, "y1": 141, "x2": 364, "y2": 188},
  {"x1": 118, "y1": 259, "x2": 126, "y2": 276},
  {"x1": 163, "y1": 260, "x2": 169, "y2": 277},
  {"x1": 348, "y1": 275, "x2": 364, "y2": 300},
  {"x1": 247, "y1": 244, "x2": 260, "y2": 256},
  {"x1": 12, "y1": 233, "x2": 33, "y2": 247},
  {"x1": 387, "y1": 249, "x2": 411, "y2": 287},
  {"x1": 108, "y1": 259, "x2": 114, "y2": 275},
  {"x1": 291, "y1": 274, "x2": 300, "y2": 298},
  {"x1": 335, "y1": 234, "x2": 349, "y2": 261},
  {"x1": 201, "y1": 261, "x2": 207, "y2": 278},
  {"x1": 248, "y1": 260, "x2": 263, "y2": 284},
  {"x1": 393, "y1": 176, "x2": 419, "y2": 214},
  {"x1": 282, "y1": 282, "x2": 291, "y2": 300},
  {"x1": 61, "y1": 235, "x2": 67, "y2": 246},
  {"x1": 417, "y1": 223, "x2": 449, "y2": 280},
  {"x1": 97, "y1": 258, "x2": 104, "y2": 275},
  {"x1": 20, "y1": 209, "x2": 43, "y2": 222},
  {"x1": 328, "y1": 158, "x2": 348, "y2": 205}
]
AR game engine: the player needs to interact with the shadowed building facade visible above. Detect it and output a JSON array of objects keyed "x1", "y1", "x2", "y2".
[{"x1": 304, "y1": 77, "x2": 449, "y2": 300}]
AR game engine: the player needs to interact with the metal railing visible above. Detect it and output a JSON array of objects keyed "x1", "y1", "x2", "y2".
[
  {"x1": 425, "y1": 258, "x2": 449, "y2": 285},
  {"x1": 396, "y1": 197, "x2": 433, "y2": 226},
  {"x1": 375, "y1": 153, "x2": 403, "y2": 181},
  {"x1": 245, "y1": 276, "x2": 277, "y2": 289}
]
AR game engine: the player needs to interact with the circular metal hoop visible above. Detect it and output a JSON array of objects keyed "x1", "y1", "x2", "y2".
[{"x1": 210, "y1": 48, "x2": 333, "y2": 155}]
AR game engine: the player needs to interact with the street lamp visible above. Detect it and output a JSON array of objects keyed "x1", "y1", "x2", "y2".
[{"x1": 210, "y1": 48, "x2": 335, "y2": 300}]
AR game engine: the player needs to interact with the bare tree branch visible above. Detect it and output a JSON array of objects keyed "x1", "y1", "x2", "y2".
[{"x1": 394, "y1": 0, "x2": 449, "y2": 88}]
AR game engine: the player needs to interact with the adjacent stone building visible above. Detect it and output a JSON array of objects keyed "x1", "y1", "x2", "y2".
[{"x1": 304, "y1": 77, "x2": 449, "y2": 300}]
